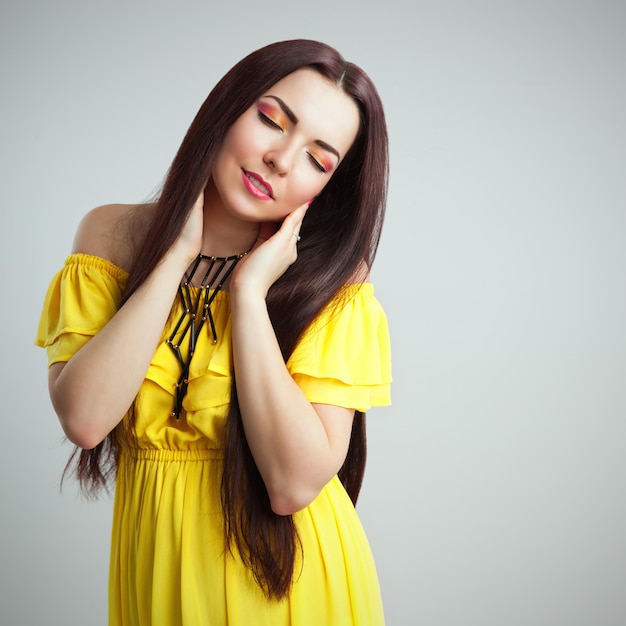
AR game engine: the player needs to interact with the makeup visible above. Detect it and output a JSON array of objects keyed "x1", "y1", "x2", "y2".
[
  {"x1": 307, "y1": 150, "x2": 333, "y2": 173},
  {"x1": 241, "y1": 169, "x2": 273, "y2": 200},
  {"x1": 258, "y1": 97, "x2": 339, "y2": 174},
  {"x1": 257, "y1": 101, "x2": 286, "y2": 132}
]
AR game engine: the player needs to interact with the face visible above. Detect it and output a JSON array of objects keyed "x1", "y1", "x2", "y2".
[{"x1": 210, "y1": 68, "x2": 361, "y2": 223}]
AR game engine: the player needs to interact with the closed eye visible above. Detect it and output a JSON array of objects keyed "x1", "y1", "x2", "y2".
[
  {"x1": 258, "y1": 110, "x2": 284, "y2": 132},
  {"x1": 307, "y1": 152, "x2": 327, "y2": 173}
]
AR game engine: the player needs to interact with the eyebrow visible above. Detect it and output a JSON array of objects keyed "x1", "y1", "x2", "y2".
[{"x1": 265, "y1": 95, "x2": 341, "y2": 160}]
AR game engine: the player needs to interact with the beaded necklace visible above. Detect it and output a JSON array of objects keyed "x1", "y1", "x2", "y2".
[{"x1": 166, "y1": 251, "x2": 248, "y2": 419}]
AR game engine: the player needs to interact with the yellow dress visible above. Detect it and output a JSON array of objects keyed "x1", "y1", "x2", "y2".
[{"x1": 36, "y1": 253, "x2": 392, "y2": 626}]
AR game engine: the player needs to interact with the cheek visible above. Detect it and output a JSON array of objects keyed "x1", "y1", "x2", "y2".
[
  {"x1": 219, "y1": 133, "x2": 242, "y2": 162},
  {"x1": 304, "y1": 172, "x2": 333, "y2": 199},
  {"x1": 232, "y1": 114, "x2": 270, "y2": 153},
  {"x1": 219, "y1": 117, "x2": 257, "y2": 159},
  {"x1": 283, "y1": 182, "x2": 324, "y2": 212},
  {"x1": 287, "y1": 178, "x2": 317, "y2": 204}
]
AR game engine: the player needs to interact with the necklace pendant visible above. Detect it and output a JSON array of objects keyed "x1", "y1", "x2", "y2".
[{"x1": 165, "y1": 250, "x2": 248, "y2": 418}]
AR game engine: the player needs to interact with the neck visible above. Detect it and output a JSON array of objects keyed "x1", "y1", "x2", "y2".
[{"x1": 201, "y1": 181, "x2": 259, "y2": 256}]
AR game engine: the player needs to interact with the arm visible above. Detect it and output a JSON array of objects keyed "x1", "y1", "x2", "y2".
[
  {"x1": 48, "y1": 199, "x2": 203, "y2": 449},
  {"x1": 230, "y1": 206, "x2": 355, "y2": 516}
]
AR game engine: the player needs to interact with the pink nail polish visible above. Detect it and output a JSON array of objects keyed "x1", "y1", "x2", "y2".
[{"x1": 307, "y1": 198, "x2": 313, "y2": 207}]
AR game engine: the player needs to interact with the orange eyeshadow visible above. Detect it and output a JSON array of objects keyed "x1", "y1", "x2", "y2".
[
  {"x1": 258, "y1": 101, "x2": 285, "y2": 127},
  {"x1": 311, "y1": 151, "x2": 333, "y2": 172}
]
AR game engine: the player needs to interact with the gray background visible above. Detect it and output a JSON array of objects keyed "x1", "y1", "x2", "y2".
[{"x1": 2, "y1": 1, "x2": 625, "y2": 624}]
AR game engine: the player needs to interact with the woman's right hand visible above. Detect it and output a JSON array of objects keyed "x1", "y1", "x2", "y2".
[
  {"x1": 170, "y1": 190, "x2": 205, "y2": 265},
  {"x1": 48, "y1": 195, "x2": 207, "y2": 449}
]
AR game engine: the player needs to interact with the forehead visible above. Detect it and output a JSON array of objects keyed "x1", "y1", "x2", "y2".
[{"x1": 262, "y1": 68, "x2": 360, "y2": 157}]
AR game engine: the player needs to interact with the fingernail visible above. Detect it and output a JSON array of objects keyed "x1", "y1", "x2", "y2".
[{"x1": 307, "y1": 199, "x2": 313, "y2": 207}]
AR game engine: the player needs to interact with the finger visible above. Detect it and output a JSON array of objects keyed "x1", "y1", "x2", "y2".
[
  {"x1": 279, "y1": 204, "x2": 307, "y2": 246},
  {"x1": 285, "y1": 204, "x2": 308, "y2": 230},
  {"x1": 193, "y1": 189, "x2": 205, "y2": 209},
  {"x1": 280, "y1": 214, "x2": 302, "y2": 244},
  {"x1": 294, "y1": 202, "x2": 310, "y2": 232}
]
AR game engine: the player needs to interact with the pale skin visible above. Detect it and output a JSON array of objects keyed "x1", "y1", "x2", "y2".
[{"x1": 48, "y1": 69, "x2": 363, "y2": 515}]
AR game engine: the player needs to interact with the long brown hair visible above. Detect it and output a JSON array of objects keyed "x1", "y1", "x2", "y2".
[{"x1": 68, "y1": 39, "x2": 389, "y2": 599}]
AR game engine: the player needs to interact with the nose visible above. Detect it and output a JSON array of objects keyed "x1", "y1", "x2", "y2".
[{"x1": 264, "y1": 142, "x2": 295, "y2": 176}]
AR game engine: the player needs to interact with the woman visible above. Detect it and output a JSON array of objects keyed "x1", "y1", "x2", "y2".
[{"x1": 37, "y1": 39, "x2": 391, "y2": 625}]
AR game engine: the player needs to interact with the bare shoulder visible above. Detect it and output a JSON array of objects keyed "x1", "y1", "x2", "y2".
[{"x1": 71, "y1": 203, "x2": 154, "y2": 271}]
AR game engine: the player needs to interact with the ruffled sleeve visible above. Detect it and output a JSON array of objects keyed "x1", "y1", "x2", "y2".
[
  {"x1": 35, "y1": 253, "x2": 128, "y2": 366},
  {"x1": 287, "y1": 283, "x2": 392, "y2": 412}
]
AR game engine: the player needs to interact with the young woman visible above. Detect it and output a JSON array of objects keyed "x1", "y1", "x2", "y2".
[{"x1": 36, "y1": 39, "x2": 391, "y2": 625}]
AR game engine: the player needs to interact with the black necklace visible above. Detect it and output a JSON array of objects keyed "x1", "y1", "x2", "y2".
[{"x1": 166, "y1": 251, "x2": 248, "y2": 419}]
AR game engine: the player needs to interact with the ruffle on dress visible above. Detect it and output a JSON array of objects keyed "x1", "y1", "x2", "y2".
[
  {"x1": 36, "y1": 254, "x2": 391, "y2": 419},
  {"x1": 35, "y1": 253, "x2": 127, "y2": 364},
  {"x1": 288, "y1": 284, "x2": 392, "y2": 411}
]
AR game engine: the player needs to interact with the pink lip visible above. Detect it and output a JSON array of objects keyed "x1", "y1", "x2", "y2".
[{"x1": 241, "y1": 169, "x2": 273, "y2": 200}]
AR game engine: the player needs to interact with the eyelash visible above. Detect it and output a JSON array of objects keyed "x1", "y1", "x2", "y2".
[
  {"x1": 257, "y1": 109, "x2": 329, "y2": 174},
  {"x1": 258, "y1": 110, "x2": 284, "y2": 132},
  {"x1": 307, "y1": 153, "x2": 327, "y2": 173}
]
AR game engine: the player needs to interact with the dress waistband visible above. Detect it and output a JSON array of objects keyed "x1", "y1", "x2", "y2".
[{"x1": 124, "y1": 448, "x2": 224, "y2": 462}]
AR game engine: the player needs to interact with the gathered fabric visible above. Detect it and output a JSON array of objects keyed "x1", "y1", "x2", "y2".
[{"x1": 37, "y1": 253, "x2": 392, "y2": 625}]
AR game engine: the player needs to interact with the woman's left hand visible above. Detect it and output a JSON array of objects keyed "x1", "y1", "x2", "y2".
[{"x1": 230, "y1": 201, "x2": 308, "y2": 298}]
